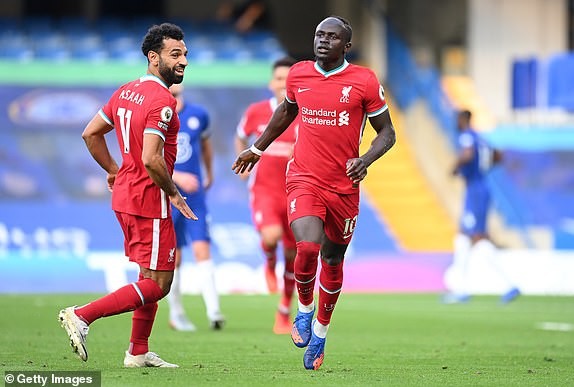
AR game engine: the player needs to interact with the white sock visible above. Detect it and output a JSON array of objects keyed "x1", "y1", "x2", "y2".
[
  {"x1": 313, "y1": 320, "x2": 329, "y2": 339},
  {"x1": 167, "y1": 267, "x2": 184, "y2": 320},
  {"x1": 444, "y1": 234, "x2": 472, "y2": 294},
  {"x1": 472, "y1": 239, "x2": 515, "y2": 289},
  {"x1": 453, "y1": 234, "x2": 472, "y2": 269},
  {"x1": 298, "y1": 300, "x2": 315, "y2": 314},
  {"x1": 278, "y1": 304, "x2": 290, "y2": 315},
  {"x1": 196, "y1": 260, "x2": 221, "y2": 321}
]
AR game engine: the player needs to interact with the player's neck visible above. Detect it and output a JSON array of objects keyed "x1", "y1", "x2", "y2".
[
  {"x1": 147, "y1": 69, "x2": 171, "y2": 88},
  {"x1": 315, "y1": 57, "x2": 345, "y2": 73}
]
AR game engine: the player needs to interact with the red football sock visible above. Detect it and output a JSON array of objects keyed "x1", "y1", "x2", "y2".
[
  {"x1": 75, "y1": 278, "x2": 164, "y2": 325},
  {"x1": 294, "y1": 241, "x2": 321, "y2": 306},
  {"x1": 261, "y1": 241, "x2": 277, "y2": 269},
  {"x1": 129, "y1": 301, "x2": 158, "y2": 356},
  {"x1": 316, "y1": 260, "x2": 343, "y2": 325},
  {"x1": 281, "y1": 257, "x2": 296, "y2": 310}
]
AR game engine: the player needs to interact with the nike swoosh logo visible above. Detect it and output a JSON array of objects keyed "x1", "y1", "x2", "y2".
[
  {"x1": 298, "y1": 88, "x2": 311, "y2": 93},
  {"x1": 343, "y1": 234, "x2": 352, "y2": 239}
]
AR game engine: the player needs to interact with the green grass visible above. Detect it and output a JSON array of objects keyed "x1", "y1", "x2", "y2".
[{"x1": 1, "y1": 294, "x2": 573, "y2": 386}]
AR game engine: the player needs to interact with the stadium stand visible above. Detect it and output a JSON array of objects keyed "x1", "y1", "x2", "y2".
[
  {"x1": 0, "y1": 16, "x2": 286, "y2": 64},
  {"x1": 386, "y1": 18, "x2": 574, "y2": 250},
  {"x1": 361, "y1": 107, "x2": 456, "y2": 252}
]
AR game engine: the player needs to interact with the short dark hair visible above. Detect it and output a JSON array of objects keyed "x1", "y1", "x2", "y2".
[
  {"x1": 141, "y1": 23, "x2": 184, "y2": 58},
  {"x1": 272, "y1": 56, "x2": 297, "y2": 70},
  {"x1": 330, "y1": 15, "x2": 352, "y2": 43},
  {"x1": 458, "y1": 109, "x2": 472, "y2": 121}
]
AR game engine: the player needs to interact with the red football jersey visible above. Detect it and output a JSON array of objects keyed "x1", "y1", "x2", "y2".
[
  {"x1": 236, "y1": 97, "x2": 298, "y2": 194},
  {"x1": 100, "y1": 75, "x2": 180, "y2": 219},
  {"x1": 285, "y1": 60, "x2": 388, "y2": 194}
]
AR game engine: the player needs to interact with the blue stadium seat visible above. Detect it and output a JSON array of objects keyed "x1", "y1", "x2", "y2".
[
  {"x1": 5, "y1": 16, "x2": 286, "y2": 64},
  {"x1": 547, "y1": 53, "x2": 574, "y2": 111},
  {"x1": 107, "y1": 36, "x2": 143, "y2": 63},
  {"x1": 0, "y1": 35, "x2": 33, "y2": 61},
  {"x1": 70, "y1": 45, "x2": 108, "y2": 62},
  {"x1": 32, "y1": 36, "x2": 70, "y2": 61},
  {"x1": 512, "y1": 58, "x2": 538, "y2": 109}
]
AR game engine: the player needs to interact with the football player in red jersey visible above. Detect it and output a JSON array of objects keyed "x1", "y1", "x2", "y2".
[
  {"x1": 59, "y1": 23, "x2": 196, "y2": 367},
  {"x1": 234, "y1": 57, "x2": 298, "y2": 334},
  {"x1": 233, "y1": 16, "x2": 396, "y2": 370}
]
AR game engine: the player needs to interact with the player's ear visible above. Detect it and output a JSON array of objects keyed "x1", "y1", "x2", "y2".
[
  {"x1": 147, "y1": 50, "x2": 159, "y2": 65},
  {"x1": 344, "y1": 41, "x2": 352, "y2": 53}
]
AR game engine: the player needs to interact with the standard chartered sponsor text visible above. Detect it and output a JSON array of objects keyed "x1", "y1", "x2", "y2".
[
  {"x1": 301, "y1": 116, "x2": 337, "y2": 125},
  {"x1": 300, "y1": 107, "x2": 337, "y2": 117}
]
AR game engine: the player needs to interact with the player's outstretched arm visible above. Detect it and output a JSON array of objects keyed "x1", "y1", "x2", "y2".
[
  {"x1": 169, "y1": 190, "x2": 198, "y2": 220},
  {"x1": 232, "y1": 100, "x2": 298, "y2": 174},
  {"x1": 142, "y1": 132, "x2": 198, "y2": 220}
]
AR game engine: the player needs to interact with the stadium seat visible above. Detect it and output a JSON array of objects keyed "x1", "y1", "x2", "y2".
[
  {"x1": 33, "y1": 36, "x2": 70, "y2": 61},
  {"x1": 2, "y1": 16, "x2": 287, "y2": 64},
  {"x1": 511, "y1": 58, "x2": 538, "y2": 109},
  {"x1": 0, "y1": 35, "x2": 33, "y2": 61},
  {"x1": 547, "y1": 53, "x2": 574, "y2": 111}
]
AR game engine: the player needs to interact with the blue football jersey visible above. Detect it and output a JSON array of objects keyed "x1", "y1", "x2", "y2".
[
  {"x1": 457, "y1": 128, "x2": 493, "y2": 235},
  {"x1": 457, "y1": 129, "x2": 494, "y2": 182},
  {"x1": 174, "y1": 102, "x2": 211, "y2": 195}
]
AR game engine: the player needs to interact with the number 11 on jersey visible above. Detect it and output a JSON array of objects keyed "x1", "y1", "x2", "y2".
[{"x1": 117, "y1": 107, "x2": 133, "y2": 153}]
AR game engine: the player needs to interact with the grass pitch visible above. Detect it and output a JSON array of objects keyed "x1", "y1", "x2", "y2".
[{"x1": 0, "y1": 293, "x2": 573, "y2": 386}]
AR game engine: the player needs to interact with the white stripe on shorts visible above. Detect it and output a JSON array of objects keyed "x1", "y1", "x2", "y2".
[
  {"x1": 161, "y1": 190, "x2": 167, "y2": 219},
  {"x1": 150, "y1": 219, "x2": 160, "y2": 270}
]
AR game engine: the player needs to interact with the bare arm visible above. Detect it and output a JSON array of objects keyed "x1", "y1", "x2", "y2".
[
  {"x1": 82, "y1": 114, "x2": 119, "y2": 191},
  {"x1": 172, "y1": 170, "x2": 200, "y2": 193},
  {"x1": 233, "y1": 134, "x2": 250, "y2": 180},
  {"x1": 234, "y1": 134, "x2": 249, "y2": 156},
  {"x1": 346, "y1": 109, "x2": 396, "y2": 185},
  {"x1": 142, "y1": 133, "x2": 197, "y2": 220},
  {"x1": 201, "y1": 136, "x2": 214, "y2": 189},
  {"x1": 232, "y1": 100, "x2": 298, "y2": 174}
]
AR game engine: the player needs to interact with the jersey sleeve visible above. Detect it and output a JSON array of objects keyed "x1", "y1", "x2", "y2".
[
  {"x1": 199, "y1": 108, "x2": 211, "y2": 139},
  {"x1": 459, "y1": 132, "x2": 475, "y2": 148},
  {"x1": 364, "y1": 71, "x2": 388, "y2": 117},
  {"x1": 144, "y1": 94, "x2": 176, "y2": 141},
  {"x1": 99, "y1": 88, "x2": 123, "y2": 126},
  {"x1": 285, "y1": 65, "x2": 297, "y2": 104},
  {"x1": 236, "y1": 104, "x2": 256, "y2": 139}
]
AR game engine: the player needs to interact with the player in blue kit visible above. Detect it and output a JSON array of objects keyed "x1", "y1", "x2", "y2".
[
  {"x1": 443, "y1": 110, "x2": 520, "y2": 304},
  {"x1": 167, "y1": 83, "x2": 225, "y2": 330}
]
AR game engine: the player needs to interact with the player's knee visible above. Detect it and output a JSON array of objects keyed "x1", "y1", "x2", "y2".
[
  {"x1": 296, "y1": 241, "x2": 320, "y2": 260},
  {"x1": 295, "y1": 241, "x2": 320, "y2": 277},
  {"x1": 321, "y1": 255, "x2": 344, "y2": 266},
  {"x1": 320, "y1": 241, "x2": 347, "y2": 266},
  {"x1": 284, "y1": 247, "x2": 297, "y2": 262},
  {"x1": 151, "y1": 276, "x2": 173, "y2": 298},
  {"x1": 155, "y1": 282, "x2": 171, "y2": 298},
  {"x1": 261, "y1": 226, "x2": 282, "y2": 246}
]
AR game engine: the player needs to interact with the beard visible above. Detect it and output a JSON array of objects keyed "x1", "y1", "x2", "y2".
[{"x1": 158, "y1": 59, "x2": 184, "y2": 85}]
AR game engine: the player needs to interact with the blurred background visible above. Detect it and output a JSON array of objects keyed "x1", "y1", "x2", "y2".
[{"x1": 0, "y1": 0, "x2": 573, "y2": 295}]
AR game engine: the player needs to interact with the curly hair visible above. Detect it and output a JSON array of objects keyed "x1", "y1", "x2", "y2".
[{"x1": 141, "y1": 23, "x2": 185, "y2": 58}]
